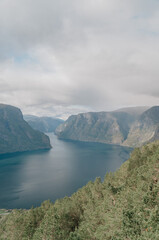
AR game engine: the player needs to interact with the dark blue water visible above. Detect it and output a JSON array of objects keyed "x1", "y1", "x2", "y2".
[{"x1": 0, "y1": 133, "x2": 132, "y2": 209}]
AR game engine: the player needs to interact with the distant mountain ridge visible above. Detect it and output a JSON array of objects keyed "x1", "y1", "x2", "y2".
[
  {"x1": 56, "y1": 106, "x2": 159, "y2": 147},
  {"x1": 24, "y1": 115, "x2": 64, "y2": 133},
  {"x1": 0, "y1": 104, "x2": 51, "y2": 154},
  {"x1": 114, "y1": 106, "x2": 150, "y2": 117}
]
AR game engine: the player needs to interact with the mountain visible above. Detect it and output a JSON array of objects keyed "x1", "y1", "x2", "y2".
[
  {"x1": 1, "y1": 140, "x2": 159, "y2": 239},
  {"x1": 123, "y1": 106, "x2": 159, "y2": 147},
  {"x1": 0, "y1": 104, "x2": 51, "y2": 154},
  {"x1": 56, "y1": 111, "x2": 135, "y2": 145},
  {"x1": 56, "y1": 106, "x2": 159, "y2": 147},
  {"x1": 114, "y1": 106, "x2": 150, "y2": 117},
  {"x1": 24, "y1": 115, "x2": 64, "y2": 133}
]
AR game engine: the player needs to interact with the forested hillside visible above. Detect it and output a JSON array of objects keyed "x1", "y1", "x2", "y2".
[{"x1": 1, "y1": 141, "x2": 159, "y2": 239}]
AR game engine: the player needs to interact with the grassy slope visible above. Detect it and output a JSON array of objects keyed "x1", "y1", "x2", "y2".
[{"x1": 1, "y1": 141, "x2": 159, "y2": 240}]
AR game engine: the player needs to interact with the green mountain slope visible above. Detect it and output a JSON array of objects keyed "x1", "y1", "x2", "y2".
[
  {"x1": 1, "y1": 141, "x2": 159, "y2": 239},
  {"x1": 24, "y1": 115, "x2": 64, "y2": 133},
  {"x1": 0, "y1": 104, "x2": 51, "y2": 154}
]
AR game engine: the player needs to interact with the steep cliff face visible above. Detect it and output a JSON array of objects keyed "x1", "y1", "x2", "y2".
[
  {"x1": 0, "y1": 104, "x2": 51, "y2": 154},
  {"x1": 56, "y1": 111, "x2": 134, "y2": 145},
  {"x1": 123, "y1": 106, "x2": 159, "y2": 147},
  {"x1": 56, "y1": 106, "x2": 159, "y2": 147}
]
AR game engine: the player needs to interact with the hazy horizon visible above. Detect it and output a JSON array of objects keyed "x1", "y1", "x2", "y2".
[
  {"x1": 1, "y1": 103, "x2": 152, "y2": 120},
  {"x1": 0, "y1": 0, "x2": 159, "y2": 119}
]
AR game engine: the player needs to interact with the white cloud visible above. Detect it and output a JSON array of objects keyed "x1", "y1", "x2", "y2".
[{"x1": 0, "y1": 0, "x2": 159, "y2": 118}]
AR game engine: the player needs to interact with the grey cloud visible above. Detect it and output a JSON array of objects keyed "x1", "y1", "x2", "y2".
[{"x1": 0, "y1": 0, "x2": 159, "y2": 117}]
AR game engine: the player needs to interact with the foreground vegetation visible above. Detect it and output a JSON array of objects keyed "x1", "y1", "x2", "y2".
[{"x1": 1, "y1": 141, "x2": 159, "y2": 239}]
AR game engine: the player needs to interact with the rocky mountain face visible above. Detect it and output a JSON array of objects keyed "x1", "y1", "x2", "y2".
[
  {"x1": 56, "y1": 111, "x2": 134, "y2": 145},
  {"x1": 123, "y1": 106, "x2": 159, "y2": 147},
  {"x1": 0, "y1": 104, "x2": 51, "y2": 154},
  {"x1": 24, "y1": 115, "x2": 64, "y2": 133},
  {"x1": 56, "y1": 106, "x2": 159, "y2": 147}
]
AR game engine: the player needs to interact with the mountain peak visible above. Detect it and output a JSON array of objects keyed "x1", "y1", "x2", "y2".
[{"x1": 0, "y1": 104, "x2": 52, "y2": 154}]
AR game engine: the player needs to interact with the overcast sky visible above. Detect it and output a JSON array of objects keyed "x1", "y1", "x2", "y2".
[{"x1": 0, "y1": 0, "x2": 159, "y2": 119}]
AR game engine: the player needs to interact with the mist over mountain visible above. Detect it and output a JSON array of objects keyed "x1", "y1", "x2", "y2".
[
  {"x1": 114, "y1": 106, "x2": 150, "y2": 117},
  {"x1": 56, "y1": 106, "x2": 159, "y2": 147},
  {"x1": 124, "y1": 106, "x2": 159, "y2": 147},
  {"x1": 0, "y1": 104, "x2": 51, "y2": 154},
  {"x1": 24, "y1": 115, "x2": 64, "y2": 133}
]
